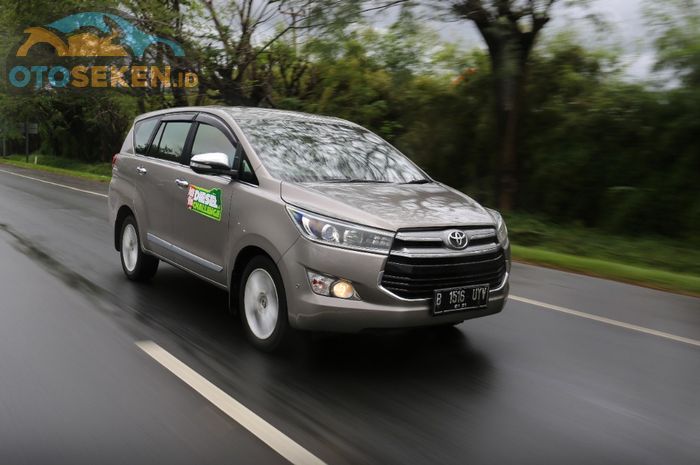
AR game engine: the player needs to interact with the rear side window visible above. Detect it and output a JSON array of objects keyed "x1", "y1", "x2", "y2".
[
  {"x1": 120, "y1": 127, "x2": 134, "y2": 153},
  {"x1": 150, "y1": 122, "x2": 192, "y2": 163},
  {"x1": 134, "y1": 118, "x2": 158, "y2": 155},
  {"x1": 191, "y1": 124, "x2": 238, "y2": 167}
]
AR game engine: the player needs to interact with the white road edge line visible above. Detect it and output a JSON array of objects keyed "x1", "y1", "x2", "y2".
[
  {"x1": 0, "y1": 167, "x2": 108, "y2": 198},
  {"x1": 510, "y1": 295, "x2": 700, "y2": 348},
  {"x1": 135, "y1": 340, "x2": 327, "y2": 465}
]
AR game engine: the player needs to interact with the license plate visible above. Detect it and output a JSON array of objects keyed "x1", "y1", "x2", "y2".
[{"x1": 433, "y1": 284, "x2": 490, "y2": 315}]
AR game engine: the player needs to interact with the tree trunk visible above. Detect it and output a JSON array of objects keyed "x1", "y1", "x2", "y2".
[
  {"x1": 488, "y1": 35, "x2": 529, "y2": 212},
  {"x1": 497, "y1": 74, "x2": 524, "y2": 211}
]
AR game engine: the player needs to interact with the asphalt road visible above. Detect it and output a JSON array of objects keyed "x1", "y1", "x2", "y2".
[{"x1": 0, "y1": 164, "x2": 698, "y2": 465}]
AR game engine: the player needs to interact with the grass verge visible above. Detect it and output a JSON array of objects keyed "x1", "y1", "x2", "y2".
[
  {"x1": 505, "y1": 213, "x2": 700, "y2": 276},
  {"x1": 512, "y1": 245, "x2": 700, "y2": 296},
  {"x1": 0, "y1": 154, "x2": 112, "y2": 182}
]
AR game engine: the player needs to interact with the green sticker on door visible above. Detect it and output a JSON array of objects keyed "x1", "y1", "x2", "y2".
[{"x1": 187, "y1": 185, "x2": 222, "y2": 221}]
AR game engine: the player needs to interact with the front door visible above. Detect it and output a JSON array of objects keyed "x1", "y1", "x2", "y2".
[{"x1": 167, "y1": 115, "x2": 240, "y2": 285}]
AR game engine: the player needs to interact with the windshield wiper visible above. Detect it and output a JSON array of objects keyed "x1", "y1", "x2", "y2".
[{"x1": 401, "y1": 179, "x2": 432, "y2": 184}]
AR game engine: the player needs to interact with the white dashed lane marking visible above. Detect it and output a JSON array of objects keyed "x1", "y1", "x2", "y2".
[
  {"x1": 511, "y1": 295, "x2": 700, "y2": 348},
  {"x1": 136, "y1": 341, "x2": 327, "y2": 465}
]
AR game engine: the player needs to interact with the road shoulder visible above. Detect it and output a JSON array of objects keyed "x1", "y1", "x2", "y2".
[{"x1": 0, "y1": 163, "x2": 109, "y2": 196}]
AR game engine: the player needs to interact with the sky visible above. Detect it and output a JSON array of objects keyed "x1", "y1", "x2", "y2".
[
  {"x1": 548, "y1": 0, "x2": 655, "y2": 79},
  {"x1": 389, "y1": 0, "x2": 659, "y2": 81}
]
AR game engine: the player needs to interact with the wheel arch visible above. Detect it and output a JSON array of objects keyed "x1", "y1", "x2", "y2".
[
  {"x1": 231, "y1": 245, "x2": 275, "y2": 288},
  {"x1": 114, "y1": 205, "x2": 135, "y2": 251},
  {"x1": 229, "y1": 245, "x2": 278, "y2": 312}
]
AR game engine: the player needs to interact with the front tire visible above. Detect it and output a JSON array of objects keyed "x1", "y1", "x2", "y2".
[
  {"x1": 239, "y1": 256, "x2": 288, "y2": 352},
  {"x1": 120, "y1": 216, "x2": 159, "y2": 281}
]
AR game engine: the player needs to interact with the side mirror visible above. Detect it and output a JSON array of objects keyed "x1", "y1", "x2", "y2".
[{"x1": 190, "y1": 152, "x2": 238, "y2": 178}]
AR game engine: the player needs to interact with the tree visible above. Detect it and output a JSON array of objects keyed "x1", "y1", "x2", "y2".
[
  {"x1": 122, "y1": 0, "x2": 194, "y2": 107},
  {"x1": 449, "y1": 0, "x2": 560, "y2": 211},
  {"x1": 644, "y1": 0, "x2": 700, "y2": 236},
  {"x1": 185, "y1": 0, "x2": 406, "y2": 106},
  {"x1": 646, "y1": 0, "x2": 700, "y2": 87}
]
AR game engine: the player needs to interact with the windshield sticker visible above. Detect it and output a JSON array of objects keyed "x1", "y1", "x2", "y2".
[{"x1": 187, "y1": 185, "x2": 222, "y2": 221}]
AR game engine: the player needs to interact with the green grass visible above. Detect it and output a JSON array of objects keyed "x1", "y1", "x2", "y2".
[
  {"x1": 505, "y1": 213, "x2": 700, "y2": 296},
  {"x1": 505, "y1": 213, "x2": 700, "y2": 276},
  {"x1": 0, "y1": 154, "x2": 112, "y2": 182},
  {"x1": 511, "y1": 245, "x2": 700, "y2": 296}
]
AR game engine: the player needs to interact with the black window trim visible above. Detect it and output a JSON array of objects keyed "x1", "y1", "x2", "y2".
[
  {"x1": 146, "y1": 119, "x2": 197, "y2": 165},
  {"x1": 147, "y1": 122, "x2": 165, "y2": 158},
  {"x1": 188, "y1": 111, "x2": 260, "y2": 186},
  {"x1": 238, "y1": 152, "x2": 260, "y2": 187},
  {"x1": 133, "y1": 112, "x2": 196, "y2": 160},
  {"x1": 131, "y1": 110, "x2": 260, "y2": 186},
  {"x1": 185, "y1": 113, "x2": 238, "y2": 161},
  {"x1": 133, "y1": 116, "x2": 161, "y2": 157}
]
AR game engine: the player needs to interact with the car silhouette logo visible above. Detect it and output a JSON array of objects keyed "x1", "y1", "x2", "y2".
[
  {"x1": 16, "y1": 12, "x2": 184, "y2": 59},
  {"x1": 446, "y1": 230, "x2": 468, "y2": 250}
]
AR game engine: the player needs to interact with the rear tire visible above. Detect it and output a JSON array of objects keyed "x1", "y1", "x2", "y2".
[
  {"x1": 239, "y1": 256, "x2": 288, "y2": 352},
  {"x1": 120, "y1": 216, "x2": 159, "y2": 281}
]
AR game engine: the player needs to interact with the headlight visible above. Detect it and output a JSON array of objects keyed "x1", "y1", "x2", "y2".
[
  {"x1": 487, "y1": 209, "x2": 508, "y2": 245},
  {"x1": 287, "y1": 206, "x2": 394, "y2": 254}
]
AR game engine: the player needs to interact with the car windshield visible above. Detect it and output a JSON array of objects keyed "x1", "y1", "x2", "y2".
[{"x1": 236, "y1": 118, "x2": 428, "y2": 183}]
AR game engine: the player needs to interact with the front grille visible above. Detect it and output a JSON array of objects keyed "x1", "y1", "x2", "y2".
[{"x1": 380, "y1": 227, "x2": 506, "y2": 300}]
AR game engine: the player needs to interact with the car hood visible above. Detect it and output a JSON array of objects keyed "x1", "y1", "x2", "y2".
[{"x1": 280, "y1": 181, "x2": 495, "y2": 231}]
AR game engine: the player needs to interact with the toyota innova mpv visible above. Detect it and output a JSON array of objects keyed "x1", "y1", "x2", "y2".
[{"x1": 109, "y1": 107, "x2": 510, "y2": 350}]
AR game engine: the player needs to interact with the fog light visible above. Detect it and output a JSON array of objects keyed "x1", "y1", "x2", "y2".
[
  {"x1": 331, "y1": 280, "x2": 355, "y2": 299},
  {"x1": 306, "y1": 270, "x2": 358, "y2": 299}
]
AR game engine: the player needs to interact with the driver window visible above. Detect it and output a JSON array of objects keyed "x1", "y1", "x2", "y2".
[{"x1": 191, "y1": 124, "x2": 238, "y2": 168}]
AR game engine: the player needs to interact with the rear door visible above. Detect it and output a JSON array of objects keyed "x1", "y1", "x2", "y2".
[
  {"x1": 167, "y1": 113, "x2": 239, "y2": 285},
  {"x1": 118, "y1": 116, "x2": 169, "y2": 255},
  {"x1": 138, "y1": 115, "x2": 196, "y2": 261}
]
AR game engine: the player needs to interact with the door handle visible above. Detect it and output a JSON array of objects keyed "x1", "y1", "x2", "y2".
[
  {"x1": 175, "y1": 179, "x2": 189, "y2": 188},
  {"x1": 136, "y1": 166, "x2": 147, "y2": 175}
]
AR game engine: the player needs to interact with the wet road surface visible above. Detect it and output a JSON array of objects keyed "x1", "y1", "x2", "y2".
[{"x1": 0, "y1": 165, "x2": 698, "y2": 465}]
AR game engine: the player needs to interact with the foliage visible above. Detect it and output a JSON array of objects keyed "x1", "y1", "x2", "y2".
[
  {"x1": 646, "y1": 0, "x2": 700, "y2": 86},
  {"x1": 0, "y1": 0, "x2": 698, "y2": 242},
  {"x1": 447, "y1": 0, "x2": 563, "y2": 211},
  {"x1": 506, "y1": 212, "x2": 700, "y2": 275}
]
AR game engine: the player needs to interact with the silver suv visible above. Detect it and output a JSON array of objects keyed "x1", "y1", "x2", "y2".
[{"x1": 109, "y1": 107, "x2": 510, "y2": 350}]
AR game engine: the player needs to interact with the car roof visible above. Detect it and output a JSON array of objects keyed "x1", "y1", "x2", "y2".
[{"x1": 135, "y1": 106, "x2": 358, "y2": 127}]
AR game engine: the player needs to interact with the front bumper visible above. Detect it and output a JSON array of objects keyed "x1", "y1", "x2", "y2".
[{"x1": 277, "y1": 238, "x2": 510, "y2": 332}]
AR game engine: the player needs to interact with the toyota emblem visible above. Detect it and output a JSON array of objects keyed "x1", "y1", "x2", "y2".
[{"x1": 446, "y1": 230, "x2": 468, "y2": 250}]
